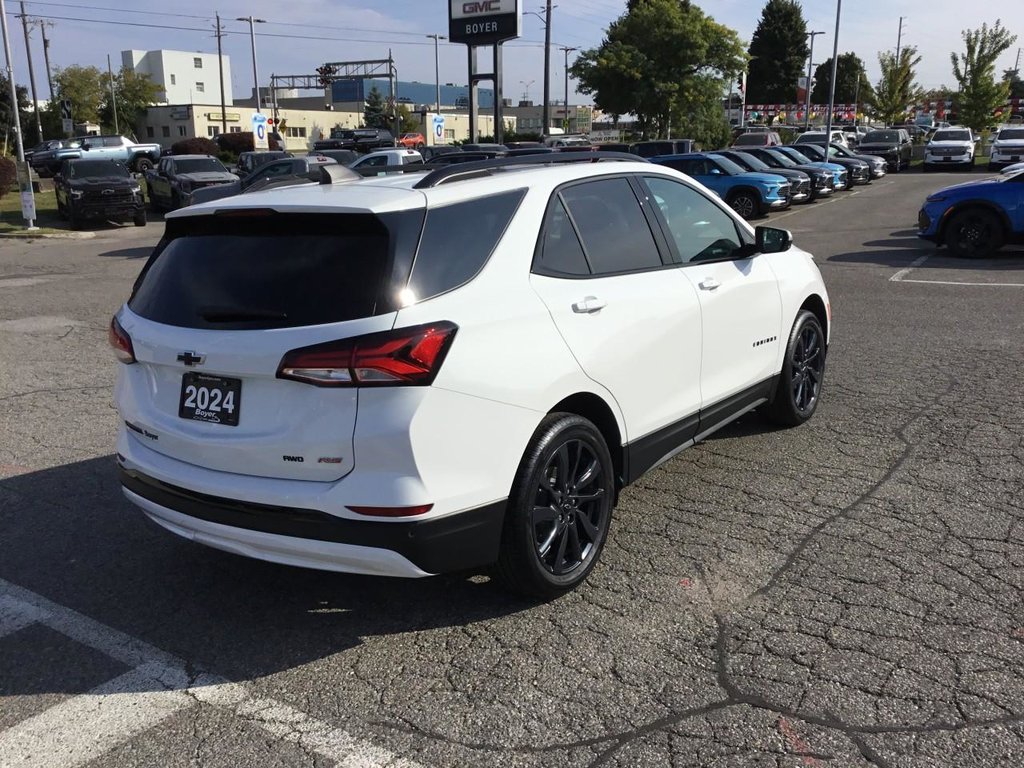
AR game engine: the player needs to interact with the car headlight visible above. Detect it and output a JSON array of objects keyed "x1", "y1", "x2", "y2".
[
  {"x1": 179, "y1": 180, "x2": 192, "y2": 193},
  {"x1": 70, "y1": 189, "x2": 83, "y2": 198}
]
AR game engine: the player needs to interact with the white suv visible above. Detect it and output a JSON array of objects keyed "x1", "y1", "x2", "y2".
[
  {"x1": 989, "y1": 126, "x2": 1024, "y2": 172},
  {"x1": 111, "y1": 155, "x2": 831, "y2": 596},
  {"x1": 924, "y1": 127, "x2": 976, "y2": 171}
]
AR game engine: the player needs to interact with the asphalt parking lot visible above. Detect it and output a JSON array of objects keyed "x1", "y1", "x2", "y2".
[{"x1": 1, "y1": 171, "x2": 1023, "y2": 767}]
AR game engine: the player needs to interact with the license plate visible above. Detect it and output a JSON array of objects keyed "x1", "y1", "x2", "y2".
[
  {"x1": 942, "y1": 157, "x2": 953, "y2": 162},
  {"x1": 179, "y1": 373, "x2": 241, "y2": 426}
]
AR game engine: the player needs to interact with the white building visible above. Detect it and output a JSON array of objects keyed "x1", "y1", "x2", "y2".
[{"x1": 122, "y1": 49, "x2": 233, "y2": 106}]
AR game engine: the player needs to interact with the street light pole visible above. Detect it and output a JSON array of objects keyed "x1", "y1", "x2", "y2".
[
  {"x1": 542, "y1": 1, "x2": 552, "y2": 135},
  {"x1": 805, "y1": 30, "x2": 824, "y2": 131},
  {"x1": 519, "y1": 79, "x2": 535, "y2": 101},
  {"x1": 560, "y1": 46, "x2": 577, "y2": 133},
  {"x1": 824, "y1": 1, "x2": 842, "y2": 152},
  {"x1": 426, "y1": 34, "x2": 445, "y2": 113},
  {"x1": 236, "y1": 16, "x2": 266, "y2": 111},
  {"x1": 0, "y1": 0, "x2": 34, "y2": 229}
]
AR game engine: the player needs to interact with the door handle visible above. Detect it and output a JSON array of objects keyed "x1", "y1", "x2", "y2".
[
  {"x1": 698, "y1": 278, "x2": 720, "y2": 291},
  {"x1": 571, "y1": 296, "x2": 607, "y2": 313}
]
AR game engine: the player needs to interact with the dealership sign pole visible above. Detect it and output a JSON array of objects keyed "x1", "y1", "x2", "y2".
[{"x1": 449, "y1": 1, "x2": 521, "y2": 143}]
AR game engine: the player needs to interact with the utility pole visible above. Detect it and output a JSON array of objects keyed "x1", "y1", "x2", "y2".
[
  {"x1": 236, "y1": 16, "x2": 266, "y2": 111},
  {"x1": 804, "y1": 30, "x2": 824, "y2": 131},
  {"x1": 895, "y1": 16, "x2": 905, "y2": 64},
  {"x1": 1014, "y1": 47, "x2": 1021, "y2": 76},
  {"x1": 17, "y1": 2, "x2": 41, "y2": 143},
  {"x1": 215, "y1": 13, "x2": 226, "y2": 135},
  {"x1": 107, "y1": 53, "x2": 118, "y2": 134},
  {"x1": 560, "y1": 46, "x2": 577, "y2": 133},
  {"x1": 37, "y1": 18, "x2": 52, "y2": 99},
  {"x1": 542, "y1": 0, "x2": 552, "y2": 136},
  {"x1": 426, "y1": 34, "x2": 445, "y2": 113},
  {"x1": 1, "y1": 0, "x2": 35, "y2": 229},
  {"x1": 824, "y1": 0, "x2": 842, "y2": 152}
]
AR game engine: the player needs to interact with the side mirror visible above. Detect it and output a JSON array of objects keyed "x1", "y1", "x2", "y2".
[{"x1": 755, "y1": 226, "x2": 792, "y2": 254}]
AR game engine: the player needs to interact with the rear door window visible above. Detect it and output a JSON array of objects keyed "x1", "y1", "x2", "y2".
[
  {"x1": 560, "y1": 178, "x2": 663, "y2": 275},
  {"x1": 406, "y1": 190, "x2": 525, "y2": 301},
  {"x1": 129, "y1": 212, "x2": 423, "y2": 330}
]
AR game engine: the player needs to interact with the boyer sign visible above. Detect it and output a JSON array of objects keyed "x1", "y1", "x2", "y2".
[{"x1": 448, "y1": 0, "x2": 521, "y2": 45}]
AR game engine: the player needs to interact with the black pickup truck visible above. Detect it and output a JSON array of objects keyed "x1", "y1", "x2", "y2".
[
  {"x1": 313, "y1": 128, "x2": 394, "y2": 152},
  {"x1": 53, "y1": 159, "x2": 146, "y2": 229}
]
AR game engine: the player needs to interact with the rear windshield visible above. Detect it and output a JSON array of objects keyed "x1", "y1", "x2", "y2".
[
  {"x1": 67, "y1": 161, "x2": 129, "y2": 178},
  {"x1": 997, "y1": 129, "x2": 1024, "y2": 140},
  {"x1": 174, "y1": 158, "x2": 227, "y2": 174},
  {"x1": 864, "y1": 131, "x2": 899, "y2": 142},
  {"x1": 129, "y1": 213, "x2": 423, "y2": 330}
]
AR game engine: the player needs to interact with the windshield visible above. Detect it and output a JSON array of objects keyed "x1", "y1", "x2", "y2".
[
  {"x1": 781, "y1": 146, "x2": 814, "y2": 162},
  {"x1": 68, "y1": 160, "x2": 130, "y2": 178},
  {"x1": 997, "y1": 129, "x2": 1024, "y2": 140},
  {"x1": 864, "y1": 131, "x2": 899, "y2": 143},
  {"x1": 764, "y1": 149, "x2": 797, "y2": 167},
  {"x1": 796, "y1": 144, "x2": 824, "y2": 159},
  {"x1": 729, "y1": 152, "x2": 768, "y2": 171},
  {"x1": 932, "y1": 130, "x2": 971, "y2": 142},
  {"x1": 707, "y1": 155, "x2": 746, "y2": 175},
  {"x1": 174, "y1": 158, "x2": 227, "y2": 174}
]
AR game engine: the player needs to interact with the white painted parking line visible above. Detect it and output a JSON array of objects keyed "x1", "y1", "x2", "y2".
[
  {"x1": 890, "y1": 255, "x2": 930, "y2": 282},
  {"x1": 895, "y1": 278, "x2": 1024, "y2": 287},
  {"x1": 0, "y1": 579, "x2": 424, "y2": 768},
  {"x1": 0, "y1": 665, "x2": 192, "y2": 768}
]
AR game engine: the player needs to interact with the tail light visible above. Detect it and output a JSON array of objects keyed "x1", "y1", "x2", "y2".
[
  {"x1": 277, "y1": 322, "x2": 457, "y2": 388},
  {"x1": 108, "y1": 316, "x2": 136, "y2": 364}
]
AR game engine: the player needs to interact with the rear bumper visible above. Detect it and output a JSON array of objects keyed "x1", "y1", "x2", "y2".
[{"x1": 120, "y1": 466, "x2": 506, "y2": 577}]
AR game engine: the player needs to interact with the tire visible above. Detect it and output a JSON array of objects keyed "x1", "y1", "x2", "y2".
[
  {"x1": 727, "y1": 191, "x2": 759, "y2": 220},
  {"x1": 494, "y1": 413, "x2": 614, "y2": 598},
  {"x1": 764, "y1": 310, "x2": 826, "y2": 428},
  {"x1": 170, "y1": 192, "x2": 180, "y2": 211},
  {"x1": 68, "y1": 207, "x2": 82, "y2": 231},
  {"x1": 133, "y1": 157, "x2": 154, "y2": 173},
  {"x1": 944, "y1": 208, "x2": 1005, "y2": 259},
  {"x1": 134, "y1": 210, "x2": 147, "y2": 227}
]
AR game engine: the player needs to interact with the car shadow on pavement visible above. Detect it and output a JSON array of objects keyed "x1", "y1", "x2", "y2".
[
  {"x1": 0, "y1": 456, "x2": 533, "y2": 697},
  {"x1": 827, "y1": 229, "x2": 1024, "y2": 270},
  {"x1": 97, "y1": 246, "x2": 154, "y2": 259}
]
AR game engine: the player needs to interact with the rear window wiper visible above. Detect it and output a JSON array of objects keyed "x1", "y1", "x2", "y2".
[{"x1": 199, "y1": 306, "x2": 288, "y2": 322}]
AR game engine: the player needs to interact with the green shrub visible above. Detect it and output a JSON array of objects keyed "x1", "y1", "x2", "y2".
[
  {"x1": 170, "y1": 137, "x2": 220, "y2": 156},
  {"x1": 0, "y1": 157, "x2": 16, "y2": 199}
]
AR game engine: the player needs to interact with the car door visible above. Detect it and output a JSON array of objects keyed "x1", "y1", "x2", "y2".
[
  {"x1": 640, "y1": 175, "x2": 783, "y2": 427},
  {"x1": 529, "y1": 175, "x2": 704, "y2": 459}
]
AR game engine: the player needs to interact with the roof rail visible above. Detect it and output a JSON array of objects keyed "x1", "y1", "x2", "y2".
[
  {"x1": 412, "y1": 151, "x2": 645, "y2": 189},
  {"x1": 319, "y1": 164, "x2": 363, "y2": 185}
]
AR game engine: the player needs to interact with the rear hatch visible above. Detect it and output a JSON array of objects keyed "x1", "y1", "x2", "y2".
[{"x1": 117, "y1": 209, "x2": 423, "y2": 482}]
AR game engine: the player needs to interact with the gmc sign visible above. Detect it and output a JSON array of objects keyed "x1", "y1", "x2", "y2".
[{"x1": 449, "y1": 0, "x2": 520, "y2": 45}]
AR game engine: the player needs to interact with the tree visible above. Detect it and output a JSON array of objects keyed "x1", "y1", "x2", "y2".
[
  {"x1": 51, "y1": 65, "x2": 105, "y2": 125},
  {"x1": 868, "y1": 47, "x2": 923, "y2": 126},
  {"x1": 951, "y1": 21, "x2": 1017, "y2": 132},
  {"x1": 100, "y1": 68, "x2": 162, "y2": 139},
  {"x1": 570, "y1": 0, "x2": 746, "y2": 139},
  {"x1": 811, "y1": 53, "x2": 873, "y2": 105},
  {"x1": 363, "y1": 87, "x2": 388, "y2": 129},
  {"x1": 747, "y1": 0, "x2": 809, "y2": 103},
  {"x1": 671, "y1": 75, "x2": 731, "y2": 148},
  {"x1": 396, "y1": 103, "x2": 419, "y2": 134},
  {"x1": 0, "y1": 72, "x2": 33, "y2": 148}
]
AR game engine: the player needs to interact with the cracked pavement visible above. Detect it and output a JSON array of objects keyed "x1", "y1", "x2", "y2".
[{"x1": 1, "y1": 173, "x2": 1023, "y2": 767}]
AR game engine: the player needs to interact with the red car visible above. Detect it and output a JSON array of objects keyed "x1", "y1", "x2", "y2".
[{"x1": 398, "y1": 132, "x2": 426, "y2": 149}]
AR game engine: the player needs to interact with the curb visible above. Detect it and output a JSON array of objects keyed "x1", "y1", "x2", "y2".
[{"x1": 0, "y1": 231, "x2": 96, "y2": 240}]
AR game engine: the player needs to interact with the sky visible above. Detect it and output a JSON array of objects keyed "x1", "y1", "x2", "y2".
[{"x1": 5, "y1": 0, "x2": 1023, "y2": 107}]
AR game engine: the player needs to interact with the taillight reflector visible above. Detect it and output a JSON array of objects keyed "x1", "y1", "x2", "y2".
[
  {"x1": 108, "y1": 316, "x2": 136, "y2": 364},
  {"x1": 277, "y1": 322, "x2": 457, "y2": 387},
  {"x1": 347, "y1": 504, "x2": 434, "y2": 517}
]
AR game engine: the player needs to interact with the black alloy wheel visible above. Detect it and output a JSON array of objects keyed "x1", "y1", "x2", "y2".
[
  {"x1": 495, "y1": 414, "x2": 614, "y2": 598},
  {"x1": 765, "y1": 310, "x2": 826, "y2": 427},
  {"x1": 729, "y1": 192, "x2": 758, "y2": 220},
  {"x1": 945, "y1": 209, "x2": 1004, "y2": 259}
]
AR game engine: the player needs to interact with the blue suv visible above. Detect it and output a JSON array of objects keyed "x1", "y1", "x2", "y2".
[
  {"x1": 917, "y1": 174, "x2": 1024, "y2": 257},
  {"x1": 651, "y1": 153, "x2": 791, "y2": 219}
]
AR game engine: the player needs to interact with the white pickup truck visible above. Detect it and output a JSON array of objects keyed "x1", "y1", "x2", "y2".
[{"x1": 37, "y1": 135, "x2": 163, "y2": 175}]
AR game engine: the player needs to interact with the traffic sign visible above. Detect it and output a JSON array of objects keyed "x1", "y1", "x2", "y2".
[
  {"x1": 251, "y1": 112, "x2": 269, "y2": 150},
  {"x1": 60, "y1": 99, "x2": 72, "y2": 120},
  {"x1": 61, "y1": 118, "x2": 73, "y2": 135}
]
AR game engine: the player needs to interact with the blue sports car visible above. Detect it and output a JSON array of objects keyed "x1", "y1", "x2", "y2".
[{"x1": 917, "y1": 173, "x2": 1024, "y2": 257}]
